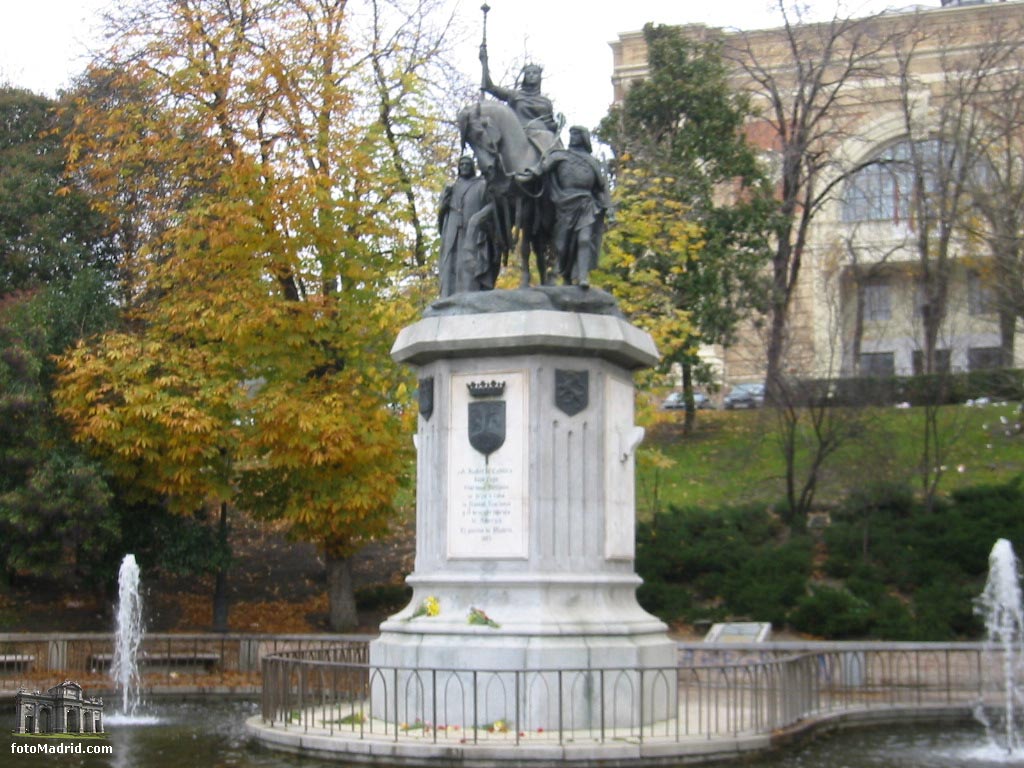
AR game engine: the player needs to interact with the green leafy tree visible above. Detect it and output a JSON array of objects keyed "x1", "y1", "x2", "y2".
[
  {"x1": 0, "y1": 87, "x2": 121, "y2": 590},
  {"x1": 0, "y1": 299, "x2": 118, "y2": 588},
  {"x1": 0, "y1": 87, "x2": 116, "y2": 295},
  {"x1": 598, "y1": 24, "x2": 774, "y2": 431},
  {"x1": 56, "y1": 0, "x2": 447, "y2": 630}
]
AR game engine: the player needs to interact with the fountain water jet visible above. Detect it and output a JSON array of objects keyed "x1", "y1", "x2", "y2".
[
  {"x1": 975, "y1": 538, "x2": 1024, "y2": 756},
  {"x1": 111, "y1": 553, "x2": 144, "y2": 718}
]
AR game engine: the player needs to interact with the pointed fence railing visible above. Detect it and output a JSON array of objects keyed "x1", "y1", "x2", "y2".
[{"x1": 258, "y1": 642, "x2": 1004, "y2": 746}]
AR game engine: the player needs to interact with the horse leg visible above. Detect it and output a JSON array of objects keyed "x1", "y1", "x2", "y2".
[
  {"x1": 518, "y1": 237, "x2": 531, "y2": 288},
  {"x1": 515, "y1": 198, "x2": 532, "y2": 288},
  {"x1": 534, "y1": 239, "x2": 548, "y2": 286}
]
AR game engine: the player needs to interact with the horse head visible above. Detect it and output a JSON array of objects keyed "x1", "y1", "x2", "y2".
[
  {"x1": 458, "y1": 101, "x2": 543, "y2": 179},
  {"x1": 455, "y1": 100, "x2": 554, "y2": 288},
  {"x1": 457, "y1": 106, "x2": 499, "y2": 184}
]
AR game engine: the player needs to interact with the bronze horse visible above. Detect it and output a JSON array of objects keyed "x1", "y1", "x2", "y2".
[{"x1": 457, "y1": 101, "x2": 560, "y2": 288}]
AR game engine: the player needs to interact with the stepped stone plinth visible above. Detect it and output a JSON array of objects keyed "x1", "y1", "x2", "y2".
[{"x1": 369, "y1": 289, "x2": 675, "y2": 728}]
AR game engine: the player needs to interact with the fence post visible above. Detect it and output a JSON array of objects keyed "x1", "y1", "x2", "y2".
[
  {"x1": 514, "y1": 671, "x2": 521, "y2": 746},
  {"x1": 558, "y1": 670, "x2": 564, "y2": 746},
  {"x1": 473, "y1": 671, "x2": 479, "y2": 745},
  {"x1": 300, "y1": 661, "x2": 308, "y2": 733},
  {"x1": 638, "y1": 667, "x2": 645, "y2": 744},
  {"x1": 393, "y1": 667, "x2": 399, "y2": 742}
]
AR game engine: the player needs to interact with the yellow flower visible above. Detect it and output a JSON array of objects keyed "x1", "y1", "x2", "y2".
[{"x1": 406, "y1": 595, "x2": 441, "y2": 621}]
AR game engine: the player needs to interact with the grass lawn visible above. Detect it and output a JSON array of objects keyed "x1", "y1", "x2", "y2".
[{"x1": 638, "y1": 400, "x2": 1024, "y2": 515}]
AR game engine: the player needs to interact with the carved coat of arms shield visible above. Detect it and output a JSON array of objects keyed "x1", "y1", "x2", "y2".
[
  {"x1": 555, "y1": 369, "x2": 589, "y2": 417},
  {"x1": 418, "y1": 377, "x2": 434, "y2": 421},
  {"x1": 468, "y1": 400, "x2": 505, "y2": 458}
]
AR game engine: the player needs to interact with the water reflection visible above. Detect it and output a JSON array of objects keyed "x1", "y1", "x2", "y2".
[
  {"x1": 3, "y1": 700, "x2": 338, "y2": 768},
  {"x1": 2, "y1": 702, "x2": 1012, "y2": 767},
  {"x1": 721, "y1": 722, "x2": 1020, "y2": 768}
]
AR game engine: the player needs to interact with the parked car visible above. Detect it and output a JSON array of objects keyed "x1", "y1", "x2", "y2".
[
  {"x1": 723, "y1": 382, "x2": 765, "y2": 410},
  {"x1": 661, "y1": 391, "x2": 714, "y2": 410}
]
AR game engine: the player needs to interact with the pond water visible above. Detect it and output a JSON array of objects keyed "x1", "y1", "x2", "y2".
[
  {"x1": 730, "y1": 723, "x2": 1020, "y2": 768},
  {"x1": 2, "y1": 701, "x2": 1016, "y2": 768},
  {"x1": 4, "y1": 700, "x2": 333, "y2": 768}
]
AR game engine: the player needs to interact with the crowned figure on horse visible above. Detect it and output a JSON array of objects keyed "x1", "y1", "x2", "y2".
[
  {"x1": 446, "y1": 7, "x2": 609, "y2": 296},
  {"x1": 456, "y1": 43, "x2": 563, "y2": 289}
]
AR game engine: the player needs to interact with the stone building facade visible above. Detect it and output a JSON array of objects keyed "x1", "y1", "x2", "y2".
[
  {"x1": 14, "y1": 681, "x2": 104, "y2": 734},
  {"x1": 611, "y1": 1, "x2": 1024, "y2": 386}
]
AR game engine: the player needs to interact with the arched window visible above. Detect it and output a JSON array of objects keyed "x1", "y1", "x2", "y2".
[
  {"x1": 843, "y1": 137, "x2": 983, "y2": 225},
  {"x1": 842, "y1": 140, "x2": 917, "y2": 223}
]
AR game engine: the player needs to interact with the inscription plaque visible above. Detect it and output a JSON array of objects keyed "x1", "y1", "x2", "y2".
[{"x1": 448, "y1": 371, "x2": 528, "y2": 558}]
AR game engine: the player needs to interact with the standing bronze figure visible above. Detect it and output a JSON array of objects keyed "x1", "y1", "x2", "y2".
[
  {"x1": 437, "y1": 156, "x2": 498, "y2": 296},
  {"x1": 519, "y1": 127, "x2": 609, "y2": 288}
]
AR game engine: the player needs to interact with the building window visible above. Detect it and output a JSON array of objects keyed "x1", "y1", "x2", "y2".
[
  {"x1": 968, "y1": 346, "x2": 1003, "y2": 371},
  {"x1": 860, "y1": 351, "x2": 895, "y2": 377},
  {"x1": 912, "y1": 349, "x2": 951, "y2": 375},
  {"x1": 843, "y1": 162, "x2": 907, "y2": 223},
  {"x1": 967, "y1": 271, "x2": 995, "y2": 315},
  {"x1": 843, "y1": 138, "x2": 981, "y2": 225},
  {"x1": 862, "y1": 278, "x2": 892, "y2": 322},
  {"x1": 843, "y1": 141, "x2": 917, "y2": 223}
]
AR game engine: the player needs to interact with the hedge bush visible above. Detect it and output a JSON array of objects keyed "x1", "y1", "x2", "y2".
[
  {"x1": 636, "y1": 479, "x2": 1024, "y2": 639},
  {"x1": 636, "y1": 504, "x2": 811, "y2": 626},
  {"x1": 797, "y1": 368, "x2": 1024, "y2": 408},
  {"x1": 789, "y1": 586, "x2": 873, "y2": 638}
]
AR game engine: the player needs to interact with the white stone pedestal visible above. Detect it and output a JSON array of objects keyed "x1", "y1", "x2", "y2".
[{"x1": 370, "y1": 294, "x2": 676, "y2": 729}]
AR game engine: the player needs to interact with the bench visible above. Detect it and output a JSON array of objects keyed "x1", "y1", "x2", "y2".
[
  {"x1": 0, "y1": 654, "x2": 35, "y2": 673},
  {"x1": 88, "y1": 652, "x2": 220, "y2": 673}
]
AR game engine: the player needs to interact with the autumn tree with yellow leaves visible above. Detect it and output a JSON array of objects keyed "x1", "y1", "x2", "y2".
[{"x1": 55, "y1": 0, "x2": 457, "y2": 629}]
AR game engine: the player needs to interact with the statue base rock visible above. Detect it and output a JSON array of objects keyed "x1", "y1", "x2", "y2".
[{"x1": 370, "y1": 294, "x2": 676, "y2": 728}]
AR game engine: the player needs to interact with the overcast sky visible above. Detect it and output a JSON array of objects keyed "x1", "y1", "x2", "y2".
[{"x1": 0, "y1": 0, "x2": 930, "y2": 129}]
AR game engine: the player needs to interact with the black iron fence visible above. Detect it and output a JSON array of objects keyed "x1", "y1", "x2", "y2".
[
  {"x1": 5, "y1": 633, "x2": 1009, "y2": 744},
  {"x1": 259, "y1": 642, "x2": 1004, "y2": 745}
]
